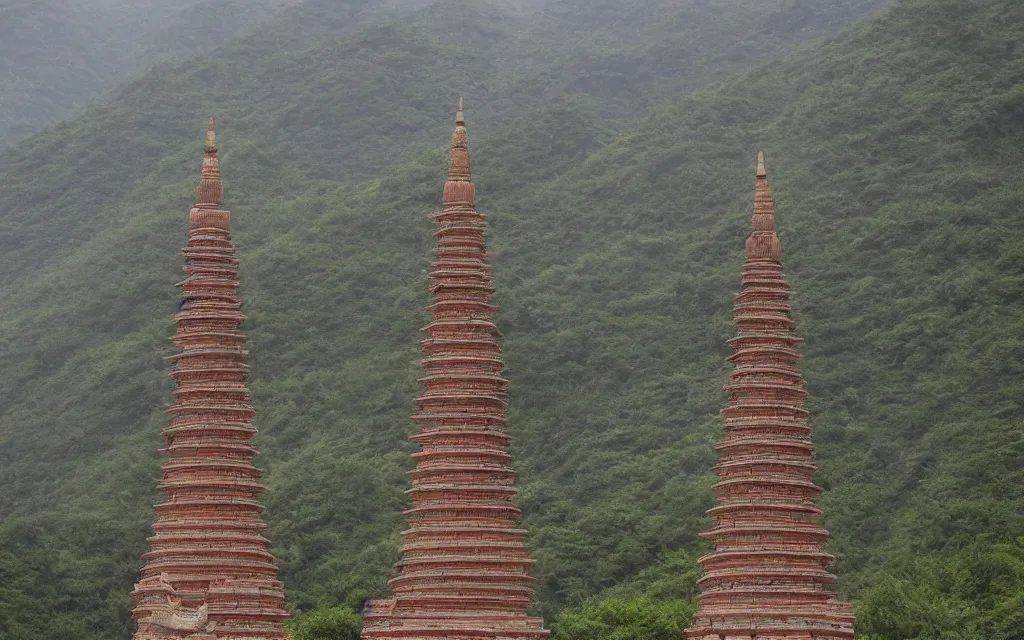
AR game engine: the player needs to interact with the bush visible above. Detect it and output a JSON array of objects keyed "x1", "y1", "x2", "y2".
[
  {"x1": 288, "y1": 606, "x2": 362, "y2": 640},
  {"x1": 552, "y1": 597, "x2": 694, "y2": 640}
]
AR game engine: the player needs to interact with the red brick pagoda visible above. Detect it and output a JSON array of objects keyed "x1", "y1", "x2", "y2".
[
  {"x1": 686, "y1": 153, "x2": 855, "y2": 640},
  {"x1": 130, "y1": 119, "x2": 289, "y2": 640},
  {"x1": 361, "y1": 99, "x2": 549, "y2": 640}
]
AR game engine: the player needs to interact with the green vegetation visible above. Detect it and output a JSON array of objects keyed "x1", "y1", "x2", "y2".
[
  {"x1": 0, "y1": 0, "x2": 300, "y2": 148},
  {"x1": 1, "y1": 0, "x2": 876, "y2": 150},
  {"x1": 288, "y1": 606, "x2": 363, "y2": 640},
  {"x1": 551, "y1": 597, "x2": 694, "y2": 640},
  {"x1": 1, "y1": 0, "x2": 1022, "y2": 638},
  {"x1": 858, "y1": 537, "x2": 1024, "y2": 639}
]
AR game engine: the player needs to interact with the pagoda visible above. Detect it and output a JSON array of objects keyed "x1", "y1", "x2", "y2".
[
  {"x1": 685, "y1": 153, "x2": 855, "y2": 640},
  {"x1": 130, "y1": 119, "x2": 289, "y2": 640},
  {"x1": 361, "y1": 99, "x2": 549, "y2": 640}
]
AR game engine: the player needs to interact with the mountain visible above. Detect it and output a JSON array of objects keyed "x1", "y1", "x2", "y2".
[
  {"x1": 0, "y1": 0, "x2": 452, "y2": 148},
  {"x1": 5, "y1": 0, "x2": 1022, "y2": 638}
]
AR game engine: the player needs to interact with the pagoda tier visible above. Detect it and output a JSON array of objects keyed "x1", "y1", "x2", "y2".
[
  {"x1": 686, "y1": 153, "x2": 855, "y2": 640},
  {"x1": 131, "y1": 119, "x2": 288, "y2": 640},
  {"x1": 361, "y1": 100, "x2": 549, "y2": 640}
]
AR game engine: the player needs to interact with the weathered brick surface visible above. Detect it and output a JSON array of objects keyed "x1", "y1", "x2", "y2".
[
  {"x1": 685, "y1": 154, "x2": 855, "y2": 640},
  {"x1": 362, "y1": 101, "x2": 548, "y2": 640},
  {"x1": 131, "y1": 119, "x2": 288, "y2": 640}
]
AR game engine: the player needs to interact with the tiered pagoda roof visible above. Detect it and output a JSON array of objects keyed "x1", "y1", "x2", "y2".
[
  {"x1": 686, "y1": 153, "x2": 855, "y2": 640},
  {"x1": 130, "y1": 119, "x2": 289, "y2": 640},
  {"x1": 361, "y1": 99, "x2": 549, "y2": 640}
]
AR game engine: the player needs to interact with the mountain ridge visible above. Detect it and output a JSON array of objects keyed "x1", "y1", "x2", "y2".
[{"x1": 2, "y1": 0, "x2": 1022, "y2": 638}]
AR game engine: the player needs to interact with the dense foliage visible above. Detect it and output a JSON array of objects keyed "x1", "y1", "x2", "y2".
[
  {"x1": 0, "y1": 0, "x2": 303, "y2": 148},
  {"x1": 0, "y1": 0, "x2": 1021, "y2": 638},
  {"x1": 551, "y1": 597, "x2": 694, "y2": 640},
  {"x1": 857, "y1": 537, "x2": 1024, "y2": 639},
  {"x1": 288, "y1": 606, "x2": 363, "y2": 640}
]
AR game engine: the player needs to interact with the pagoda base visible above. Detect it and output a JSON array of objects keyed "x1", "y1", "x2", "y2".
[
  {"x1": 361, "y1": 599, "x2": 549, "y2": 640},
  {"x1": 688, "y1": 635, "x2": 851, "y2": 640},
  {"x1": 686, "y1": 604, "x2": 855, "y2": 640}
]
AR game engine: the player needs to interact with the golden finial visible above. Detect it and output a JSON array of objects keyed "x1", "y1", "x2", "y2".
[
  {"x1": 756, "y1": 151, "x2": 766, "y2": 178},
  {"x1": 456, "y1": 96, "x2": 465, "y2": 126}
]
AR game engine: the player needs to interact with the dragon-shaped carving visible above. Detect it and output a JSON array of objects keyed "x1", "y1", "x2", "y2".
[
  {"x1": 135, "y1": 574, "x2": 217, "y2": 638},
  {"x1": 147, "y1": 600, "x2": 209, "y2": 632}
]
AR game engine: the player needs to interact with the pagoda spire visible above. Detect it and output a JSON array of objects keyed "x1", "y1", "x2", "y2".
[
  {"x1": 361, "y1": 100, "x2": 549, "y2": 640},
  {"x1": 197, "y1": 117, "x2": 223, "y2": 207},
  {"x1": 130, "y1": 119, "x2": 289, "y2": 640},
  {"x1": 447, "y1": 95, "x2": 472, "y2": 183},
  {"x1": 686, "y1": 154, "x2": 855, "y2": 640}
]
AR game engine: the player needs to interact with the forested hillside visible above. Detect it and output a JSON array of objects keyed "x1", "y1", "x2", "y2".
[
  {"x1": 2, "y1": 0, "x2": 1022, "y2": 639},
  {"x1": 0, "y1": 0, "x2": 300, "y2": 148},
  {"x1": 0, "y1": 0, "x2": 893, "y2": 287},
  {"x1": 0, "y1": 0, "x2": 449, "y2": 148}
]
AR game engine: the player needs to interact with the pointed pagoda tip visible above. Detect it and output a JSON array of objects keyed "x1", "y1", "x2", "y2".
[
  {"x1": 756, "y1": 151, "x2": 766, "y2": 178},
  {"x1": 446, "y1": 95, "x2": 472, "y2": 185},
  {"x1": 205, "y1": 116, "x2": 217, "y2": 153},
  {"x1": 196, "y1": 116, "x2": 223, "y2": 207}
]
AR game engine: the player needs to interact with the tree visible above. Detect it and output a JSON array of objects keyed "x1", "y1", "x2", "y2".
[
  {"x1": 289, "y1": 606, "x2": 362, "y2": 640},
  {"x1": 551, "y1": 597, "x2": 694, "y2": 640}
]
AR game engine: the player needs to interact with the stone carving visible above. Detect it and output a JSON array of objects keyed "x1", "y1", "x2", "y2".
[
  {"x1": 130, "y1": 119, "x2": 289, "y2": 640},
  {"x1": 134, "y1": 574, "x2": 212, "y2": 635},
  {"x1": 361, "y1": 100, "x2": 549, "y2": 639},
  {"x1": 685, "y1": 153, "x2": 855, "y2": 640},
  {"x1": 147, "y1": 602, "x2": 210, "y2": 633}
]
